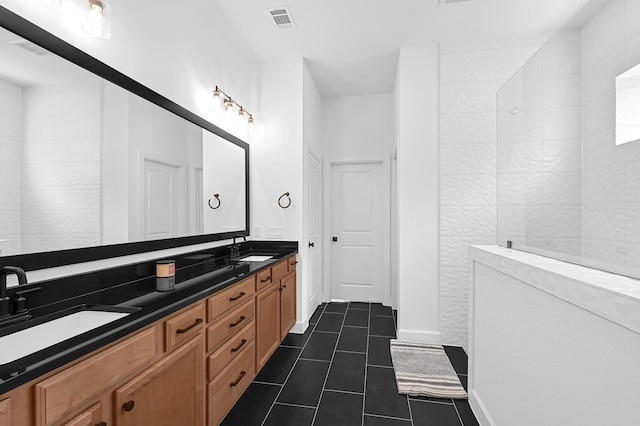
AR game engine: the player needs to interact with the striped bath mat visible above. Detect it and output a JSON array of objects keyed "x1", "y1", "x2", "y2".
[{"x1": 390, "y1": 339, "x2": 467, "y2": 399}]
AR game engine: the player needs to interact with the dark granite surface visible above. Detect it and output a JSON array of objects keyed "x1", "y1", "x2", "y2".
[{"x1": 0, "y1": 240, "x2": 297, "y2": 395}]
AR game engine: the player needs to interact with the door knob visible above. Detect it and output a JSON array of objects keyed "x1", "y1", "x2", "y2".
[
  {"x1": 123, "y1": 400, "x2": 135, "y2": 412},
  {"x1": 332, "y1": 236, "x2": 338, "y2": 242},
  {"x1": 308, "y1": 242, "x2": 315, "y2": 247}
]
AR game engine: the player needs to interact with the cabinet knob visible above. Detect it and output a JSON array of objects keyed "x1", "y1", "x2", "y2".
[
  {"x1": 96, "y1": 422, "x2": 107, "y2": 426},
  {"x1": 123, "y1": 400, "x2": 135, "y2": 412},
  {"x1": 308, "y1": 242, "x2": 315, "y2": 247}
]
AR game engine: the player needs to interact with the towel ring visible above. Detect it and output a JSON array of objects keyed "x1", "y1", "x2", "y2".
[
  {"x1": 208, "y1": 194, "x2": 221, "y2": 209},
  {"x1": 278, "y1": 192, "x2": 291, "y2": 209}
]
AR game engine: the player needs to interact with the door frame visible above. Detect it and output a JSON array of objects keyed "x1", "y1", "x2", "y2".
[
  {"x1": 323, "y1": 156, "x2": 391, "y2": 307},
  {"x1": 305, "y1": 150, "x2": 323, "y2": 321}
]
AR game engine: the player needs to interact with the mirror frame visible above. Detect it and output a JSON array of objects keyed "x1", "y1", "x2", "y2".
[{"x1": 0, "y1": 6, "x2": 250, "y2": 271}]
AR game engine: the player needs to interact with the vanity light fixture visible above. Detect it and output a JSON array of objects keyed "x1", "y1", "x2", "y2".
[
  {"x1": 212, "y1": 85, "x2": 255, "y2": 126},
  {"x1": 82, "y1": 0, "x2": 112, "y2": 39}
]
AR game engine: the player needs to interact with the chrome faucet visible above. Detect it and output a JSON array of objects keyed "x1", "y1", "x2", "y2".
[{"x1": 0, "y1": 266, "x2": 28, "y2": 318}]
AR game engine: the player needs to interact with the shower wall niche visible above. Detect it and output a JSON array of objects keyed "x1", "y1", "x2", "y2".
[{"x1": 497, "y1": 0, "x2": 640, "y2": 279}]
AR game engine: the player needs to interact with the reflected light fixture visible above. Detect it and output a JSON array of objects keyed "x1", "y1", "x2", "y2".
[
  {"x1": 212, "y1": 85, "x2": 255, "y2": 126},
  {"x1": 82, "y1": 0, "x2": 111, "y2": 39}
]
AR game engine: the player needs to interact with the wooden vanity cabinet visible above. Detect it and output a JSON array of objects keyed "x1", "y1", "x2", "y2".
[
  {"x1": 62, "y1": 403, "x2": 102, "y2": 426},
  {"x1": 114, "y1": 336, "x2": 204, "y2": 426},
  {"x1": 0, "y1": 398, "x2": 11, "y2": 426},
  {"x1": 255, "y1": 257, "x2": 297, "y2": 371}
]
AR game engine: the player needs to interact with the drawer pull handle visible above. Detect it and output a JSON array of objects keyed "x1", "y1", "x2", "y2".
[
  {"x1": 231, "y1": 338, "x2": 247, "y2": 353},
  {"x1": 290, "y1": 261, "x2": 298, "y2": 265},
  {"x1": 230, "y1": 371, "x2": 246, "y2": 387},
  {"x1": 229, "y1": 291, "x2": 246, "y2": 301},
  {"x1": 176, "y1": 318, "x2": 203, "y2": 334},
  {"x1": 123, "y1": 400, "x2": 135, "y2": 412},
  {"x1": 260, "y1": 276, "x2": 271, "y2": 283},
  {"x1": 96, "y1": 422, "x2": 107, "y2": 426},
  {"x1": 229, "y1": 316, "x2": 246, "y2": 327}
]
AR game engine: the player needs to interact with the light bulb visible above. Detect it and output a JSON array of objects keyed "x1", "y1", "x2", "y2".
[
  {"x1": 223, "y1": 98, "x2": 235, "y2": 114},
  {"x1": 82, "y1": 0, "x2": 111, "y2": 39},
  {"x1": 212, "y1": 87, "x2": 223, "y2": 110}
]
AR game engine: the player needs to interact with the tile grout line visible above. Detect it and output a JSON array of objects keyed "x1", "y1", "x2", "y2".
[
  {"x1": 365, "y1": 412, "x2": 414, "y2": 423},
  {"x1": 310, "y1": 304, "x2": 349, "y2": 426},
  {"x1": 258, "y1": 303, "x2": 327, "y2": 426},
  {"x1": 452, "y1": 400, "x2": 465, "y2": 426},
  {"x1": 361, "y1": 302, "x2": 371, "y2": 426}
]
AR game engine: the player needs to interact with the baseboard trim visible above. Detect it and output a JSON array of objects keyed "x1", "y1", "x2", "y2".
[
  {"x1": 469, "y1": 389, "x2": 495, "y2": 426},
  {"x1": 397, "y1": 329, "x2": 441, "y2": 344},
  {"x1": 290, "y1": 320, "x2": 309, "y2": 334}
]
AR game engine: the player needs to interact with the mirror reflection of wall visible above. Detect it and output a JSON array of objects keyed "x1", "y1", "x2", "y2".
[
  {"x1": 616, "y1": 62, "x2": 640, "y2": 146},
  {"x1": 0, "y1": 25, "x2": 247, "y2": 257},
  {"x1": 202, "y1": 131, "x2": 246, "y2": 234}
]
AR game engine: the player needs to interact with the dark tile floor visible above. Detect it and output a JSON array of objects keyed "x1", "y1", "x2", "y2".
[{"x1": 222, "y1": 302, "x2": 479, "y2": 426}]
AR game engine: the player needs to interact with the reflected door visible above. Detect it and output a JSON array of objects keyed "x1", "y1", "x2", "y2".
[
  {"x1": 330, "y1": 162, "x2": 383, "y2": 302},
  {"x1": 307, "y1": 152, "x2": 322, "y2": 310},
  {"x1": 143, "y1": 159, "x2": 178, "y2": 240}
]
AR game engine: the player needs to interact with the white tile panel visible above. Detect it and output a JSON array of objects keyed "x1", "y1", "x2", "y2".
[
  {"x1": 441, "y1": 175, "x2": 497, "y2": 206},
  {"x1": 440, "y1": 206, "x2": 497, "y2": 238},
  {"x1": 497, "y1": 141, "x2": 542, "y2": 174},
  {"x1": 440, "y1": 112, "x2": 496, "y2": 145},
  {"x1": 542, "y1": 140, "x2": 582, "y2": 173},
  {"x1": 441, "y1": 80, "x2": 503, "y2": 114},
  {"x1": 542, "y1": 74, "x2": 582, "y2": 108},
  {"x1": 582, "y1": 203, "x2": 626, "y2": 241},
  {"x1": 542, "y1": 106, "x2": 582, "y2": 141},
  {"x1": 441, "y1": 236, "x2": 499, "y2": 268},
  {"x1": 542, "y1": 205, "x2": 582, "y2": 238},
  {"x1": 498, "y1": 204, "x2": 543, "y2": 238},
  {"x1": 440, "y1": 143, "x2": 496, "y2": 176},
  {"x1": 624, "y1": 0, "x2": 640, "y2": 41},
  {"x1": 440, "y1": 35, "x2": 544, "y2": 55},
  {"x1": 497, "y1": 173, "x2": 542, "y2": 206},
  {"x1": 542, "y1": 40, "x2": 582, "y2": 76},
  {"x1": 625, "y1": 202, "x2": 640, "y2": 243},
  {"x1": 542, "y1": 172, "x2": 582, "y2": 206},
  {"x1": 582, "y1": 0, "x2": 625, "y2": 69}
]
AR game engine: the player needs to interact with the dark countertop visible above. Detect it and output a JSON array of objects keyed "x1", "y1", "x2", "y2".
[{"x1": 0, "y1": 240, "x2": 297, "y2": 395}]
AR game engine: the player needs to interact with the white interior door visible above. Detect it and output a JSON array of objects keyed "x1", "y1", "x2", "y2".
[
  {"x1": 143, "y1": 159, "x2": 179, "y2": 240},
  {"x1": 330, "y1": 162, "x2": 383, "y2": 302},
  {"x1": 307, "y1": 152, "x2": 322, "y2": 311}
]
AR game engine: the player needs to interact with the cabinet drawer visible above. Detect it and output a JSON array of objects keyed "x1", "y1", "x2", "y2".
[
  {"x1": 287, "y1": 255, "x2": 298, "y2": 272},
  {"x1": 207, "y1": 341, "x2": 255, "y2": 426},
  {"x1": 165, "y1": 303, "x2": 205, "y2": 352},
  {"x1": 208, "y1": 320, "x2": 255, "y2": 381},
  {"x1": 271, "y1": 260, "x2": 288, "y2": 283},
  {"x1": 35, "y1": 327, "x2": 157, "y2": 426},
  {"x1": 207, "y1": 276, "x2": 255, "y2": 323},
  {"x1": 63, "y1": 403, "x2": 102, "y2": 426},
  {"x1": 255, "y1": 269, "x2": 272, "y2": 292},
  {"x1": 206, "y1": 300, "x2": 255, "y2": 353}
]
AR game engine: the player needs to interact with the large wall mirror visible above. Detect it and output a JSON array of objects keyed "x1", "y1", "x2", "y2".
[{"x1": 0, "y1": 6, "x2": 249, "y2": 271}]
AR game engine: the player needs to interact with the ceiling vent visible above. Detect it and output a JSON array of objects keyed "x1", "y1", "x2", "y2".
[
  {"x1": 438, "y1": 0, "x2": 472, "y2": 4},
  {"x1": 267, "y1": 6, "x2": 296, "y2": 30},
  {"x1": 9, "y1": 39, "x2": 51, "y2": 56}
]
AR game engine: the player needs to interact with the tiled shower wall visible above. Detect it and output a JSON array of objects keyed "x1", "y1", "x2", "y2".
[
  {"x1": 581, "y1": 0, "x2": 640, "y2": 276},
  {"x1": 20, "y1": 78, "x2": 102, "y2": 254},
  {"x1": 439, "y1": 36, "x2": 544, "y2": 348},
  {"x1": 496, "y1": 29, "x2": 583, "y2": 258},
  {"x1": 0, "y1": 80, "x2": 21, "y2": 255}
]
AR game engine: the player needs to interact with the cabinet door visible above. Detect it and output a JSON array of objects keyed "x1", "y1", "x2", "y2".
[
  {"x1": 280, "y1": 272, "x2": 296, "y2": 338},
  {"x1": 63, "y1": 403, "x2": 103, "y2": 426},
  {"x1": 0, "y1": 398, "x2": 10, "y2": 426},
  {"x1": 114, "y1": 336, "x2": 203, "y2": 426},
  {"x1": 255, "y1": 283, "x2": 280, "y2": 370}
]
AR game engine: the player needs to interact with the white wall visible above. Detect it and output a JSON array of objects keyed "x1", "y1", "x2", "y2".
[
  {"x1": 0, "y1": 79, "x2": 21, "y2": 255},
  {"x1": 470, "y1": 261, "x2": 640, "y2": 425},
  {"x1": 20, "y1": 78, "x2": 102, "y2": 253},
  {"x1": 439, "y1": 36, "x2": 544, "y2": 348},
  {"x1": 322, "y1": 94, "x2": 394, "y2": 158},
  {"x1": 394, "y1": 44, "x2": 441, "y2": 343},
  {"x1": 581, "y1": 0, "x2": 640, "y2": 275}
]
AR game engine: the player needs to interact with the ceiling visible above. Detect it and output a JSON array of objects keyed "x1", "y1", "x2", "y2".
[{"x1": 204, "y1": 0, "x2": 589, "y2": 98}]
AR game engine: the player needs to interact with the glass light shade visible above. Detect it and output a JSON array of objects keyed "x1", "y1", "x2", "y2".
[
  {"x1": 247, "y1": 115, "x2": 255, "y2": 127},
  {"x1": 223, "y1": 98, "x2": 235, "y2": 114},
  {"x1": 212, "y1": 88, "x2": 223, "y2": 110},
  {"x1": 82, "y1": 0, "x2": 112, "y2": 39},
  {"x1": 237, "y1": 107, "x2": 246, "y2": 120}
]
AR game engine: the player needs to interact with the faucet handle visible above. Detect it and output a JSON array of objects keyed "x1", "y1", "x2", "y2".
[{"x1": 12, "y1": 286, "x2": 42, "y2": 314}]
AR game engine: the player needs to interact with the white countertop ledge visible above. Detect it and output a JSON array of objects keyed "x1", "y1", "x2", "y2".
[{"x1": 469, "y1": 245, "x2": 640, "y2": 335}]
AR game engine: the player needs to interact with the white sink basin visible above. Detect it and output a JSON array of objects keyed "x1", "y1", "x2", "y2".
[
  {"x1": 0, "y1": 310, "x2": 130, "y2": 365},
  {"x1": 239, "y1": 255, "x2": 273, "y2": 262}
]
